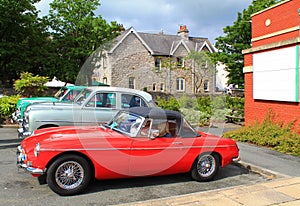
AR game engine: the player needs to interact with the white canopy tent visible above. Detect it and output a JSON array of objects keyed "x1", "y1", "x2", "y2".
[{"x1": 44, "y1": 77, "x2": 74, "y2": 87}]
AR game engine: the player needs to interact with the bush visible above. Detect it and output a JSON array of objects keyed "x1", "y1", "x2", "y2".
[
  {"x1": 14, "y1": 72, "x2": 49, "y2": 97},
  {"x1": 0, "y1": 95, "x2": 20, "y2": 123},
  {"x1": 157, "y1": 94, "x2": 244, "y2": 127},
  {"x1": 223, "y1": 111, "x2": 300, "y2": 156},
  {"x1": 157, "y1": 96, "x2": 180, "y2": 112}
]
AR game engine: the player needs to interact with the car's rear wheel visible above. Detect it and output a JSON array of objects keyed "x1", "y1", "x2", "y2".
[
  {"x1": 191, "y1": 153, "x2": 220, "y2": 181},
  {"x1": 46, "y1": 154, "x2": 92, "y2": 196}
]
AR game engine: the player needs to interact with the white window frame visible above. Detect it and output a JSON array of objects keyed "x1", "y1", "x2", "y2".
[
  {"x1": 176, "y1": 78, "x2": 185, "y2": 92},
  {"x1": 129, "y1": 77, "x2": 135, "y2": 89},
  {"x1": 152, "y1": 83, "x2": 157, "y2": 91}
]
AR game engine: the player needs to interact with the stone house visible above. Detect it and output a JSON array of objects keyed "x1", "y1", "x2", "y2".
[{"x1": 93, "y1": 25, "x2": 218, "y2": 96}]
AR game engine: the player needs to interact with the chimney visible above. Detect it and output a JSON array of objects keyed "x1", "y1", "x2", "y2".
[{"x1": 178, "y1": 25, "x2": 189, "y2": 40}]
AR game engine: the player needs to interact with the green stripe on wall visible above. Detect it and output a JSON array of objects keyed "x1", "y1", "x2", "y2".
[{"x1": 296, "y1": 45, "x2": 299, "y2": 102}]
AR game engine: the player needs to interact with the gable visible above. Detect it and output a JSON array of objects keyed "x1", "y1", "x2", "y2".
[{"x1": 109, "y1": 28, "x2": 153, "y2": 55}]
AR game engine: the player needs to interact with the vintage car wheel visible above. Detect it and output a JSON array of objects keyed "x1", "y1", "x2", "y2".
[
  {"x1": 46, "y1": 154, "x2": 92, "y2": 196},
  {"x1": 191, "y1": 153, "x2": 220, "y2": 181}
]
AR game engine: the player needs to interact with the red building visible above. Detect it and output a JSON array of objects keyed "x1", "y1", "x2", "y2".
[{"x1": 243, "y1": 0, "x2": 300, "y2": 126}]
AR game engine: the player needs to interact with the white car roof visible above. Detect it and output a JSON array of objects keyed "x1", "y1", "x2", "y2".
[{"x1": 84, "y1": 87, "x2": 153, "y2": 102}]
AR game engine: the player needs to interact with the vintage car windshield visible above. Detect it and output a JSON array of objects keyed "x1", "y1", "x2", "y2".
[
  {"x1": 74, "y1": 89, "x2": 93, "y2": 105},
  {"x1": 53, "y1": 87, "x2": 68, "y2": 99},
  {"x1": 107, "y1": 111, "x2": 144, "y2": 137}
]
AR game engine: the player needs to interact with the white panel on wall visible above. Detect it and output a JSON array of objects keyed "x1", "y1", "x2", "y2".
[{"x1": 253, "y1": 46, "x2": 299, "y2": 102}]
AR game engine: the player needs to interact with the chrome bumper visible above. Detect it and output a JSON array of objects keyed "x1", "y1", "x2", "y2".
[
  {"x1": 16, "y1": 146, "x2": 44, "y2": 175},
  {"x1": 12, "y1": 111, "x2": 23, "y2": 123},
  {"x1": 17, "y1": 127, "x2": 32, "y2": 139},
  {"x1": 232, "y1": 156, "x2": 241, "y2": 162}
]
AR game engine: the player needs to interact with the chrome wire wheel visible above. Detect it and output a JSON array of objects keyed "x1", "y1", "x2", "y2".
[
  {"x1": 55, "y1": 161, "x2": 84, "y2": 190},
  {"x1": 191, "y1": 153, "x2": 219, "y2": 181},
  {"x1": 197, "y1": 154, "x2": 216, "y2": 178}
]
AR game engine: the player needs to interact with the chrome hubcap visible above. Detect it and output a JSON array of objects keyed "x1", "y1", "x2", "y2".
[
  {"x1": 197, "y1": 154, "x2": 216, "y2": 177},
  {"x1": 55, "y1": 161, "x2": 84, "y2": 189}
]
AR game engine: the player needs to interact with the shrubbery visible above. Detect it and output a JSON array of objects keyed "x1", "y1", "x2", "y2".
[
  {"x1": 223, "y1": 111, "x2": 300, "y2": 156},
  {"x1": 0, "y1": 72, "x2": 49, "y2": 124},
  {"x1": 0, "y1": 95, "x2": 21, "y2": 124},
  {"x1": 157, "y1": 96, "x2": 180, "y2": 112},
  {"x1": 14, "y1": 72, "x2": 49, "y2": 97},
  {"x1": 157, "y1": 94, "x2": 244, "y2": 126}
]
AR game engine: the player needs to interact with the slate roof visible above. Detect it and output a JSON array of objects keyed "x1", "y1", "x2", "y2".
[{"x1": 110, "y1": 27, "x2": 215, "y2": 56}]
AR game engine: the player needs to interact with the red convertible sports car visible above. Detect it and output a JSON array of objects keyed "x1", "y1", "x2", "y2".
[{"x1": 17, "y1": 107, "x2": 240, "y2": 196}]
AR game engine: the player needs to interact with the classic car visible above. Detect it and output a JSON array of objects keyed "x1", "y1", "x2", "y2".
[
  {"x1": 17, "y1": 107, "x2": 240, "y2": 196},
  {"x1": 18, "y1": 87, "x2": 156, "y2": 138},
  {"x1": 12, "y1": 85, "x2": 86, "y2": 123}
]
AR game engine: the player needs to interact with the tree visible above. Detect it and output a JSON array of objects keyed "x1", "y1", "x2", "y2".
[
  {"x1": 0, "y1": 0, "x2": 49, "y2": 84},
  {"x1": 45, "y1": 0, "x2": 123, "y2": 85},
  {"x1": 211, "y1": 0, "x2": 283, "y2": 86},
  {"x1": 185, "y1": 51, "x2": 215, "y2": 94}
]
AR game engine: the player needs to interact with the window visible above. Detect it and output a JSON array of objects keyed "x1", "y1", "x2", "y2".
[
  {"x1": 103, "y1": 77, "x2": 107, "y2": 85},
  {"x1": 176, "y1": 78, "x2": 185, "y2": 91},
  {"x1": 129, "y1": 77, "x2": 135, "y2": 89},
  {"x1": 176, "y1": 57, "x2": 184, "y2": 68},
  {"x1": 152, "y1": 83, "x2": 156, "y2": 91},
  {"x1": 160, "y1": 83, "x2": 164, "y2": 92},
  {"x1": 85, "y1": 92, "x2": 116, "y2": 108},
  {"x1": 180, "y1": 118, "x2": 198, "y2": 138},
  {"x1": 121, "y1": 94, "x2": 147, "y2": 108},
  {"x1": 62, "y1": 89, "x2": 82, "y2": 102},
  {"x1": 154, "y1": 58, "x2": 161, "y2": 71},
  {"x1": 102, "y1": 57, "x2": 107, "y2": 69},
  {"x1": 204, "y1": 80, "x2": 209, "y2": 92},
  {"x1": 202, "y1": 60, "x2": 208, "y2": 69}
]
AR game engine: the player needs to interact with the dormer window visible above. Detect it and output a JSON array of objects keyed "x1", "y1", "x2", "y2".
[
  {"x1": 176, "y1": 57, "x2": 184, "y2": 68},
  {"x1": 154, "y1": 57, "x2": 161, "y2": 71}
]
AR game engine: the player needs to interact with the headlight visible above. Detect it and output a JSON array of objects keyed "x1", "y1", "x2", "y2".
[
  {"x1": 24, "y1": 111, "x2": 29, "y2": 118},
  {"x1": 34, "y1": 143, "x2": 40, "y2": 157}
]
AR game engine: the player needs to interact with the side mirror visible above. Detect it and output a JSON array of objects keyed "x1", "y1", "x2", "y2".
[{"x1": 150, "y1": 129, "x2": 159, "y2": 140}]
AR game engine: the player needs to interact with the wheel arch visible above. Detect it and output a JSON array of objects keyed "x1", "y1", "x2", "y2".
[
  {"x1": 190, "y1": 151, "x2": 222, "y2": 172},
  {"x1": 45, "y1": 151, "x2": 95, "y2": 179},
  {"x1": 38, "y1": 124, "x2": 59, "y2": 130}
]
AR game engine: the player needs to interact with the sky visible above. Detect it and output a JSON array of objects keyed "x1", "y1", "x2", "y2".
[{"x1": 35, "y1": 0, "x2": 252, "y2": 44}]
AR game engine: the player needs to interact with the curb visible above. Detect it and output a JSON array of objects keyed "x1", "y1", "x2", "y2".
[
  {"x1": 0, "y1": 142, "x2": 20, "y2": 149},
  {"x1": 0, "y1": 124, "x2": 19, "y2": 128},
  {"x1": 234, "y1": 160, "x2": 289, "y2": 180}
]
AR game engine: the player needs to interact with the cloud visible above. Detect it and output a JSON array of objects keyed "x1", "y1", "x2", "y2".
[{"x1": 35, "y1": 0, "x2": 252, "y2": 43}]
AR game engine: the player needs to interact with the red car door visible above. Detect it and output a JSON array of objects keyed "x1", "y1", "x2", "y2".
[{"x1": 129, "y1": 136, "x2": 192, "y2": 177}]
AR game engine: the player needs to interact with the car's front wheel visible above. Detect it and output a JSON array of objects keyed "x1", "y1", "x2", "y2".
[
  {"x1": 191, "y1": 153, "x2": 220, "y2": 181},
  {"x1": 46, "y1": 154, "x2": 92, "y2": 196}
]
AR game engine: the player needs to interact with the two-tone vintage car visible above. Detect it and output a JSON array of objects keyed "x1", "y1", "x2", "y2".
[
  {"x1": 18, "y1": 87, "x2": 156, "y2": 138},
  {"x1": 17, "y1": 107, "x2": 240, "y2": 196},
  {"x1": 12, "y1": 85, "x2": 86, "y2": 123}
]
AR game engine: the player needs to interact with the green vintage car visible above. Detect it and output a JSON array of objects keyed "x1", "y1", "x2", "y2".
[{"x1": 12, "y1": 85, "x2": 86, "y2": 123}]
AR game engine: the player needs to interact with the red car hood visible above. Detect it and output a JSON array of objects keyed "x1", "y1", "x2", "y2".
[{"x1": 21, "y1": 126, "x2": 120, "y2": 150}]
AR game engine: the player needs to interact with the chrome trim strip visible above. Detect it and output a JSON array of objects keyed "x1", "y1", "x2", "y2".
[{"x1": 40, "y1": 145, "x2": 237, "y2": 152}]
